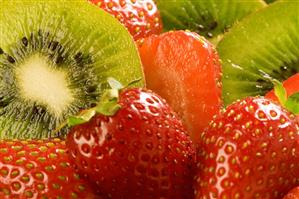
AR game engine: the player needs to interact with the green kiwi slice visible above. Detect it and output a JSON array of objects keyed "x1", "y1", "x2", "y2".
[
  {"x1": 265, "y1": 0, "x2": 276, "y2": 4},
  {"x1": 156, "y1": 0, "x2": 266, "y2": 43},
  {"x1": 0, "y1": 0, "x2": 144, "y2": 139},
  {"x1": 217, "y1": 1, "x2": 299, "y2": 105}
]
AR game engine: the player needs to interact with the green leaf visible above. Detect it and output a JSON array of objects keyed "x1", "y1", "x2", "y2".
[
  {"x1": 67, "y1": 78, "x2": 124, "y2": 127},
  {"x1": 95, "y1": 99, "x2": 121, "y2": 116},
  {"x1": 285, "y1": 92, "x2": 299, "y2": 114},
  {"x1": 107, "y1": 77, "x2": 124, "y2": 90},
  {"x1": 127, "y1": 77, "x2": 143, "y2": 87},
  {"x1": 273, "y1": 80, "x2": 287, "y2": 106},
  {"x1": 68, "y1": 109, "x2": 96, "y2": 127},
  {"x1": 93, "y1": 88, "x2": 121, "y2": 116}
]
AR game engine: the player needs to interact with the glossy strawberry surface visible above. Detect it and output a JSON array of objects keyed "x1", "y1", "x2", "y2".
[
  {"x1": 195, "y1": 97, "x2": 299, "y2": 199},
  {"x1": 283, "y1": 187, "x2": 299, "y2": 199},
  {"x1": 89, "y1": 0, "x2": 163, "y2": 40},
  {"x1": 67, "y1": 88, "x2": 196, "y2": 199},
  {"x1": 139, "y1": 31, "x2": 223, "y2": 141},
  {"x1": 0, "y1": 139, "x2": 98, "y2": 198}
]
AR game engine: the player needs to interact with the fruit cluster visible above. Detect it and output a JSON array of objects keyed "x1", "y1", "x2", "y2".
[{"x1": 0, "y1": 0, "x2": 298, "y2": 198}]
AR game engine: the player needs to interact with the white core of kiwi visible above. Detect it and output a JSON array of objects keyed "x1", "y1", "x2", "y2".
[{"x1": 15, "y1": 54, "x2": 74, "y2": 117}]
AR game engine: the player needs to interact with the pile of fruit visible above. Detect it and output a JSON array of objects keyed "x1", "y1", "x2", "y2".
[{"x1": 0, "y1": 0, "x2": 298, "y2": 198}]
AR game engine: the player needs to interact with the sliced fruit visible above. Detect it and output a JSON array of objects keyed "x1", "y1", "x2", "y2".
[
  {"x1": 138, "y1": 31, "x2": 222, "y2": 141},
  {"x1": 0, "y1": 139, "x2": 98, "y2": 198},
  {"x1": 265, "y1": 0, "x2": 276, "y2": 4},
  {"x1": 0, "y1": 0, "x2": 144, "y2": 139},
  {"x1": 156, "y1": 0, "x2": 265, "y2": 43},
  {"x1": 89, "y1": 0, "x2": 163, "y2": 41},
  {"x1": 196, "y1": 97, "x2": 299, "y2": 199},
  {"x1": 66, "y1": 87, "x2": 196, "y2": 198},
  {"x1": 217, "y1": 1, "x2": 299, "y2": 105}
]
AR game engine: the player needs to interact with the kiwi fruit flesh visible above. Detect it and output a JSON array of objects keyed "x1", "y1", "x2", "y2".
[
  {"x1": 265, "y1": 0, "x2": 276, "y2": 4},
  {"x1": 0, "y1": 0, "x2": 144, "y2": 139},
  {"x1": 217, "y1": 1, "x2": 299, "y2": 105},
  {"x1": 156, "y1": 0, "x2": 266, "y2": 44}
]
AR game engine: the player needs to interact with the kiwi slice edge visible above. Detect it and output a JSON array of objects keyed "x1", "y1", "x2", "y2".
[
  {"x1": 217, "y1": 1, "x2": 299, "y2": 105},
  {"x1": 156, "y1": 0, "x2": 266, "y2": 44}
]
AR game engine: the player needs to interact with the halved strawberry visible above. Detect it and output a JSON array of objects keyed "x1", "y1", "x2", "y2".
[
  {"x1": 89, "y1": 0, "x2": 163, "y2": 40},
  {"x1": 66, "y1": 85, "x2": 196, "y2": 198},
  {"x1": 195, "y1": 97, "x2": 299, "y2": 199},
  {"x1": 138, "y1": 31, "x2": 223, "y2": 141},
  {"x1": 0, "y1": 139, "x2": 98, "y2": 198},
  {"x1": 283, "y1": 187, "x2": 299, "y2": 199}
]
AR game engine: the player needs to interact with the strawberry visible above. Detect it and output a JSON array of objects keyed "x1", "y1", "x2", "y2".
[
  {"x1": 138, "y1": 31, "x2": 223, "y2": 141},
  {"x1": 66, "y1": 83, "x2": 196, "y2": 199},
  {"x1": 266, "y1": 73, "x2": 299, "y2": 102},
  {"x1": 283, "y1": 187, "x2": 299, "y2": 199},
  {"x1": 0, "y1": 139, "x2": 99, "y2": 198},
  {"x1": 195, "y1": 97, "x2": 299, "y2": 199},
  {"x1": 89, "y1": 0, "x2": 163, "y2": 40}
]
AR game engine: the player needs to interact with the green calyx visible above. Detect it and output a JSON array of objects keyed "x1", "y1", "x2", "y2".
[
  {"x1": 68, "y1": 78, "x2": 123, "y2": 127},
  {"x1": 68, "y1": 77, "x2": 141, "y2": 127},
  {"x1": 273, "y1": 80, "x2": 299, "y2": 114}
]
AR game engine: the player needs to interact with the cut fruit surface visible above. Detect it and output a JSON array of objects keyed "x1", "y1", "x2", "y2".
[
  {"x1": 217, "y1": 1, "x2": 299, "y2": 105},
  {"x1": 15, "y1": 54, "x2": 73, "y2": 117},
  {"x1": 0, "y1": 0, "x2": 144, "y2": 139},
  {"x1": 156, "y1": 0, "x2": 265, "y2": 43},
  {"x1": 139, "y1": 31, "x2": 222, "y2": 141}
]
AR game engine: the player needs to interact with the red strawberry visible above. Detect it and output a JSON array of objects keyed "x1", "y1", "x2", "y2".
[
  {"x1": 89, "y1": 0, "x2": 163, "y2": 40},
  {"x1": 195, "y1": 97, "x2": 299, "y2": 199},
  {"x1": 283, "y1": 187, "x2": 299, "y2": 199},
  {"x1": 266, "y1": 73, "x2": 299, "y2": 102},
  {"x1": 138, "y1": 31, "x2": 223, "y2": 141},
  {"x1": 66, "y1": 87, "x2": 196, "y2": 199},
  {"x1": 0, "y1": 139, "x2": 99, "y2": 198}
]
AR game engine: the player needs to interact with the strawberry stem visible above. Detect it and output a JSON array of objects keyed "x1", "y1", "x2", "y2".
[
  {"x1": 272, "y1": 79, "x2": 299, "y2": 115},
  {"x1": 53, "y1": 77, "x2": 142, "y2": 130},
  {"x1": 273, "y1": 79, "x2": 287, "y2": 107},
  {"x1": 67, "y1": 78, "x2": 124, "y2": 127}
]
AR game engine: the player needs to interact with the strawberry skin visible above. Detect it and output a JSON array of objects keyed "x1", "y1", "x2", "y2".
[
  {"x1": 67, "y1": 88, "x2": 196, "y2": 199},
  {"x1": 195, "y1": 97, "x2": 299, "y2": 199},
  {"x1": 138, "y1": 31, "x2": 223, "y2": 141},
  {"x1": 283, "y1": 187, "x2": 299, "y2": 199},
  {"x1": 89, "y1": 0, "x2": 163, "y2": 40},
  {"x1": 0, "y1": 139, "x2": 98, "y2": 198}
]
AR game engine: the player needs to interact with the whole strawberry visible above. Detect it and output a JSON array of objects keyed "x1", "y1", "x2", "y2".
[
  {"x1": 196, "y1": 97, "x2": 299, "y2": 199},
  {"x1": 66, "y1": 84, "x2": 196, "y2": 198},
  {"x1": 0, "y1": 139, "x2": 98, "y2": 198},
  {"x1": 89, "y1": 0, "x2": 163, "y2": 40}
]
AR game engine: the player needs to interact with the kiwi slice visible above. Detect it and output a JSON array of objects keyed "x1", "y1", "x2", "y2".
[
  {"x1": 217, "y1": 1, "x2": 299, "y2": 105},
  {"x1": 0, "y1": 0, "x2": 144, "y2": 139},
  {"x1": 156, "y1": 0, "x2": 266, "y2": 43},
  {"x1": 265, "y1": 0, "x2": 276, "y2": 4}
]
